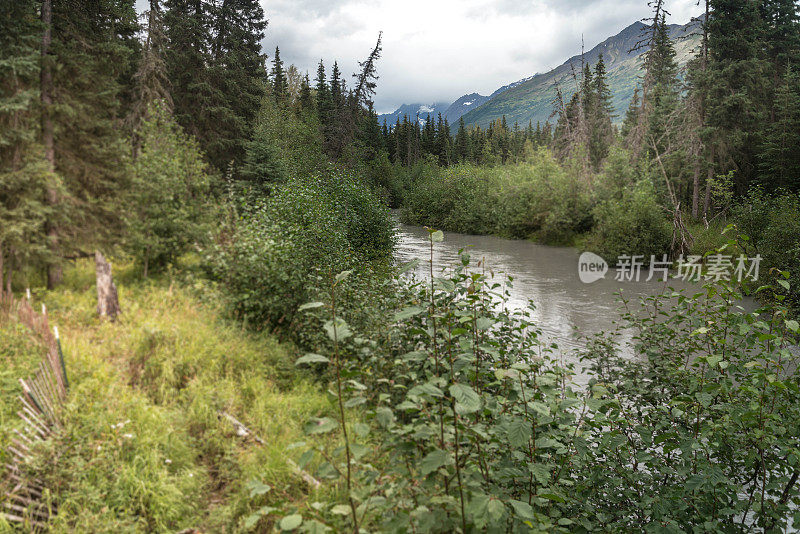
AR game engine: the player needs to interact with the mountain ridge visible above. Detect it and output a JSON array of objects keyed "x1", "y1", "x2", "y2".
[{"x1": 379, "y1": 16, "x2": 702, "y2": 129}]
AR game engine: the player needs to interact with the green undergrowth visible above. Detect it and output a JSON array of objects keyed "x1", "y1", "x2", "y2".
[{"x1": 0, "y1": 260, "x2": 345, "y2": 532}]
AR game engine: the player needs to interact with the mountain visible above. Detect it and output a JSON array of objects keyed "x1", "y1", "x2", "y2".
[
  {"x1": 380, "y1": 78, "x2": 540, "y2": 128},
  {"x1": 377, "y1": 102, "x2": 451, "y2": 126},
  {"x1": 459, "y1": 17, "x2": 702, "y2": 128},
  {"x1": 442, "y1": 93, "x2": 490, "y2": 124}
]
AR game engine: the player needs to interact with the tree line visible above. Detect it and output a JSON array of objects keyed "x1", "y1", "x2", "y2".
[{"x1": 387, "y1": 0, "x2": 800, "y2": 225}]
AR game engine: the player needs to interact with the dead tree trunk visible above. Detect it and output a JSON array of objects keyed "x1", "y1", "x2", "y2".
[{"x1": 95, "y1": 251, "x2": 121, "y2": 321}]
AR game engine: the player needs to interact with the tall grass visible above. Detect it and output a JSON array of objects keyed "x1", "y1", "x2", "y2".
[{"x1": 0, "y1": 261, "x2": 340, "y2": 532}]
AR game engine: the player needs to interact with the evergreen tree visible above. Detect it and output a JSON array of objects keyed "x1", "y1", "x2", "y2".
[
  {"x1": 706, "y1": 0, "x2": 771, "y2": 191},
  {"x1": 271, "y1": 46, "x2": 288, "y2": 102},
  {"x1": 758, "y1": 67, "x2": 800, "y2": 190},
  {"x1": 352, "y1": 32, "x2": 382, "y2": 109},
  {"x1": 164, "y1": 0, "x2": 213, "y2": 144},
  {"x1": 126, "y1": 101, "x2": 212, "y2": 276},
  {"x1": 435, "y1": 113, "x2": 450, "y2": 166},
  {"x1": 646, "y1": 14, "x2": 680, "y2": 155},
  {"x1": 454, "y1": 117, "x2": 471, "y2": 163},
  {"x1": 0, "y1": 0, "x2": 55, "y2": 289},
  {"x1": 330, "y1": 62, "x2": 343, "y2": 108},
  {"x1": 588, "y1": 54, "x2": 614, "y2": 168},
  {"x1": 622, "y1": 86, "x2": 641, "y2": 139},
  {"x1": 299, "y1": 73, "x2": 313, "y2": 112},
  {"x1": 130, "y1": 0, "x2": 173, "y2": 156},
  {"x1": 315, "y1": 60, "x2": 330, "y2": 123},
  {"x1": 49, "y1": 0, "x2": 139, "y2": 275},
  {"x1": 209, "y1": 0, "x2": 268, "y2": 170}
]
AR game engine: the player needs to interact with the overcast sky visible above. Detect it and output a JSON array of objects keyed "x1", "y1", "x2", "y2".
[{"x1": 136, "y1": 0, "x2": 701, "y2": 113}]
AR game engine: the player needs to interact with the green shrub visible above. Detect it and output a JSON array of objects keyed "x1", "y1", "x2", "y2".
[
  {"x1": 402, "y1": 150, "x2": 592, "y2": 244},
  {"x1": 586, "y1": 180, "x2": 671, "y2": 263},
  {"x1": 206, "y1": 171, "x2": 395, "y2": 341},
  {"x1": 498, "y1": 148, "x2": 593, "y2": 243},
  {"x1": 732, "y1": 189, "x2": 800, "y2": 307}
]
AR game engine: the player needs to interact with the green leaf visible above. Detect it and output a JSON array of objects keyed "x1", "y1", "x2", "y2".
[
  {"x1": 394, "y1": 306, "x2": 425, "y2": 321},
  {"x1": 430, "y1": 230, "x2": 444, "y2": 242},
  {"x1": 487, "y1": 499, "x2": 506, "y2": 522},
  {"x1": 295, "y1": 353, "x2": 329, "y2": 365},
  {"x1": 408, "y1": 382, "x2": 444, "y2": 398},
  {"x1": 509, "y1": 500, "x2": 535, "y2": 520},
  {"x1": 350, "y1": 443, "x2": 370, "y2": 460},
  {"x1": 344, "y1": 396, "x2": 367, "y2": 408},
  {"x1": 507, "y1": 420, "x2": 532, "y2": 448},
  {"x1": 375, "y1": 407, "x2": 395, "y2": 428},
  {"x1": 303, "y1": 417, "x2": 338, "y2": 435},
  {"x1": 301, "y1": 520, "x2": 331, "y2": 534},
  {"x1": 449, "y1": 383, "x2": 481, "y2": 414},
  {"x1": 786, "y1": 320, "x2": 799, "y2": 333},
  {"x1": 244, "y1": 507, "x2": 277, "y2": 529},
  {"x1": 335, "y1": 270, "x2": 352, "y2": 282},
  {"x1": 330, "y1": 504, "x2": 351, "y2": 515},
  {"x1": 323, "y1": 318, "x2": 352, "y2": 342},
  {"x1": 420, "y1": 449, "x2": 453, "y2": 476},
  {"x1": 538, "y1": 492, "x2": 566, "y2": 503},
  {"x1": 397, "y1": 259, "x2": 420, "y2": 274},
  {"x1": 244, "y1": 514, "x2": 261, "y2": 529},
  {"x1": 298, "y1": 301, "x2": 325, "y2": 311},
  {"x1": 246, "y1": 480, "x2": 272, "y2": 497},
  {"x1": 475, "y1": 317, "x2": 494, "y2": 330},
  {"x1": 778, "y1": 279, "x2": 790, "y2": 291},
  {"x1": 280, "y1": 514, "x2": 303, "y2": 531}
]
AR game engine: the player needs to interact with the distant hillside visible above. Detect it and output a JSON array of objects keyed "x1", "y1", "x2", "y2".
[
  {"x1": 459, "y1": 18, "x2": 701, "y2": 128},
  {"x1": 378, "y1": 102, "x2": 451, "y2": 126},
  {"x1": 442, "y1": 93, "x2": 491, "y2": 124}
]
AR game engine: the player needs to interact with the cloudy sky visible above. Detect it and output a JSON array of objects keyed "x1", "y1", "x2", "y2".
[{"x1": 137, "y1": 0, "x2": 701, "y2": 113}]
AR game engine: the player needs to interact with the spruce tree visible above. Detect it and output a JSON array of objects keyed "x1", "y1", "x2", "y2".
[
  {"x1": 706, "y1": 0, "x2": 771, "y2": 191},
  {"x1": 758, "y1": 67, "x2": 800, "y2": 191},
  {"x1": 589, "y1": 54, "x2": 614, "y2": 168},
  {"x1": 646, "y1": 14, "x2": 680, "y2": 155},
  {"x1": 130, "y1": 0, "x2": 173, "y2": 156},
  {"x1": 48, "y1": 0, "x2": 139, "y2": 279},
  {"x1": 209, "y1": 0, "x2": 268, "y2": 170},
  {"x1": 164, "y1": 0, "x2": 212, "y2": 141},
  {"x1": 455, "y1": 117, "x2": 471, "y2": 163},
  {"x1": 315, "y1": 60, "x2": 330, "y2": 123},
  {"x1": 271, "y1": 46, "x2": 288, "y2": 102},
  {"x1": 299, "y1": 73, "x2": 313, "y2": 112},
  {"x1": 0, "y1": 0, "x2": 54, "y2": 288}
]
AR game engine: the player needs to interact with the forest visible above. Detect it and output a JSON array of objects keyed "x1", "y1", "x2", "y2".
[{"x1": 1, "y1": 0, "x2": 800, "y2": 532}]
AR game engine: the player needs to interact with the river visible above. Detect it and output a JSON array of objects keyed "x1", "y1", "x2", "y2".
[{"x1": 395, "y1": 221, "x2": 711, "y2": 382}]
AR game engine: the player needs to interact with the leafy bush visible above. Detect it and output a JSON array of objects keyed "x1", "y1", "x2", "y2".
[
  {"x1": 586, "y1": 180, "x2": 671, "y2": 263},
  {"x1": 732, "y1": 188, "x2": 800, "y2": 307},
  {"x1": 401, "y1": 163, "x2": 497, "y2": 234},
  {"x1": 287, "y1": 233, "x2": 800, "y2": 532},
  {"x1": 497, "y1": 148, "x2": 593, "y2": 243},
  {"x1": 206, "y1": 171, "x2": 395, "y2": 341},
  {"x1": 402, "y1": 150, "x2": 593, "y2": 244}
]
